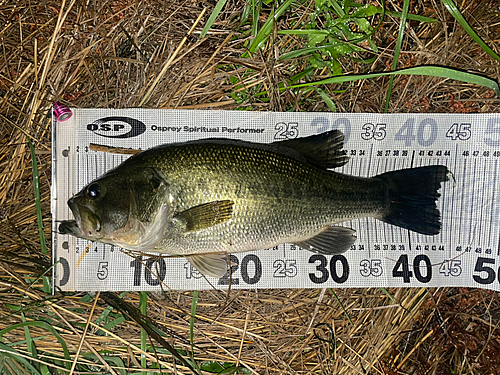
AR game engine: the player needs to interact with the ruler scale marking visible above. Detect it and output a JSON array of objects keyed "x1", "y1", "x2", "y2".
[{"x1": 52, "y1": 110, "x2": 500, "y2": 292}]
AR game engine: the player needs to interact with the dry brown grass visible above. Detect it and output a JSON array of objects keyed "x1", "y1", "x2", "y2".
[{"x1": 1, "y1": 0, "x2": 500, "y2": 374}]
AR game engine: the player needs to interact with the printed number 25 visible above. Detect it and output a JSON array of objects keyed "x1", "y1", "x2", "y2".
[{"x1": 274, "y1": 122, "x2": 298, "y2": 140}]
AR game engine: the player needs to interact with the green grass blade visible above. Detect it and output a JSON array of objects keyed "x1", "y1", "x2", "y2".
[
  {"x1": 247, "y1": 0, "x2": 295, "y2": 54},
  {"x1": 0, "y1": 343, "x2": 41, "y2": 375},
  {"x1": 139, "y1": 291, "x2": 147, "y2": 375},
  {"x1": 384, "y1": 0, "x2": 410, "y2": 112},
  {"x1": 83, "y1": 353, "x2": 127, "y2": 375},
  {"x1": 442, "y1": 0, "x2": 500, "y2": 63},
  {"x1": 200, "y1": 0, "x2": 229, "y2": 38},
  {"x1": 329, "y1": 289, "x2": 353, "y2": 326},
  {"x1": 189, "y1": 290, "x2": 201, "y2": 374},
  {"x1": 251, "y1": 0, "x2": 262, "y2": 36},
  {"x1": 239, "y1": 1, "x2": 252, "y2": 27},
  {"x1": 277, "y1": 29, "x2": 330, "y2": 35},
  {"x1": 94, "y1": 305, "x2": 113, "y2": 325},
  {"x1": 40, "y1": 364, "x2": 50, "y2": 375},
  {"x1": 0, "y1": 321, "x2": 71, "y2": 370},
  {"x1": 279, "y1": 45, "x2": 340, "y2": 60},
  {"x1": 20, "y1": 312, "x2": 38, "y2": 373},
  {"x1": 311, "y1": 87, "x2": 337, "y2": 112},
  {"x1": 289, "y1": 66, "x2": 315, "y2": 83},
  {"x1": 330, "y1": 0, "x2": 346, "y2": 17},
  {"x1": 28, "y1": 138, "x2": 47, "y2": 255},
  {"x1": 41, "y1": 276, "x2": 51, "y2": 294},
  {"x1": 292, "y1": 65, "x2": 500, "y2": 96},
  {"x1": 190, "y1": 290, "x2": 199, "y2": 345},
  {"x1": 102, "y1": 314, "x2": 126, "y2": 330},
  {"x1": 386, "y1": 10, "x2": 436, "y2": 23},
  {"x1": 380, "y1": 288, "x2": 397, "y2": 305}
]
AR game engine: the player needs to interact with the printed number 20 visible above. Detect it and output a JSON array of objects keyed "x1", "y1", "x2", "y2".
[{"x1": 218, "y1": 254, "x2": 262, "y2": 285}]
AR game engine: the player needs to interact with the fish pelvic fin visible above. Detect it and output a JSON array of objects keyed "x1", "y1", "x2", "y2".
[
  {"x1": 273, "y1": 130, "x2": 349, "y2": 169},
  {"x1": 175, "y1": 200, "x2": 234, "y2": 232},
  {"x1": 378, "y1": 165, "x2": 449, "y2": 235},
  {"x1": 186, "y1": 254, "x2": 228, "y2": 278},
  {"x1": 295, "y1": 226, "x2": 357, "y2": 255}
]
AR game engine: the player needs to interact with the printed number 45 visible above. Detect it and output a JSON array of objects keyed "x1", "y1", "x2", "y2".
[{"x1": 445, "y1": 123, "x2": 471, "y2": 141}]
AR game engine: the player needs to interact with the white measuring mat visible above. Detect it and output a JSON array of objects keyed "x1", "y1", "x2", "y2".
[{"x1": 52, "y1": 109, "x2": 500, "y2": 292}]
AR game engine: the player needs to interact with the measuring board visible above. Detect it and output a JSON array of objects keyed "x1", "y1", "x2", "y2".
[{"x1": 52, "y1": 109, "x2": 500, "y2": 292}]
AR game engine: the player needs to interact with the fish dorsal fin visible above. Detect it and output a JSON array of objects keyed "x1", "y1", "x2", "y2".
[
  {"x1": 186, "y1": 254, "x2": 228, "y2": 278},
  {"x1": 295, "y1": 226, "x2": 356, "y2": 255},
  {"x1": 273, "y1": 130, "x2": 349, "y2": 169},
  {"x1": 175, "y1": 200, "x2": 234, "y2": 232}
]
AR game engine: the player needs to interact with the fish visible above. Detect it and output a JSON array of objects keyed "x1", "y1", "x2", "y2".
[{"x1": 59, "y1": 130, "x2": 449, "y2": 278}]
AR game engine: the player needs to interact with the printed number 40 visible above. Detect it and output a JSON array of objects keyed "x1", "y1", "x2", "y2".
[{"x1": 392, "y1": 254, "x2": 432, "y2": 283}]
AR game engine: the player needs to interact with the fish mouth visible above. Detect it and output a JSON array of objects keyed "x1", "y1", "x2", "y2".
[
  {"x1": 59, "y1": 220, "x2": 82, "y2": 237},
  {"x1": 61, "y1": 197, "x2": 102, "y2": 239}
]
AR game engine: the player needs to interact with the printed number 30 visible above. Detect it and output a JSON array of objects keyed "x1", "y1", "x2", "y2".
[{"x1": 308, "y1": 254, "x2": 349, "y2": 284}]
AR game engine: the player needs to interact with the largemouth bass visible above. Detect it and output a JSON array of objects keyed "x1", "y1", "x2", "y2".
[{"x1": 59, "y1": 130, "x2": 449, "y2": 277}]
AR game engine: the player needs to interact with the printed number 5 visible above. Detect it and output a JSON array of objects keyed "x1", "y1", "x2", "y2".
[{"x1": 97, "y1": 262, "x2": 108, "y2": 280}]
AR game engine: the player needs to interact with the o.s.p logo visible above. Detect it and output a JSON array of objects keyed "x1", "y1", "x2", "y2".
[{"x1": 87, "y1": 117, "x2": 146, "y2": 138}]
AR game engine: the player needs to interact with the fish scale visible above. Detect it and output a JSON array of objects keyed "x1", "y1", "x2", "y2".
[
  {"x1": 137, "y1": 141, "x2": 397, "y2": 252},
  {"x1": 60, "y1": 131, "x2": 448, "y2": 277}
]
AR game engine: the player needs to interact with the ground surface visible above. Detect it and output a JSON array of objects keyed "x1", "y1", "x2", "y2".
[{"x1": 1, "y1": 0, "x2": 500, "y2": 374}]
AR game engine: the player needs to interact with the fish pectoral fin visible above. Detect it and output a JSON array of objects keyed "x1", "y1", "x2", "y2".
[
  {"x1": 295, "y1": 226, "x2": 356, "y2": 255},
  {"x1": 175, "y1": 200, "x2": 234, "y2": 232},
  {"x1": 186, "y1": 254, "x2": 228, "y2": 278}
]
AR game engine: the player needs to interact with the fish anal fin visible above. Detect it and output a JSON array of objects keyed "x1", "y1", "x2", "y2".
[
  {"x1": 186, "y1": 254, "x2": 228, "y2": 278},
  {"x1": 176, "y1": 200, "x2": 234, "y2": 232},
  {"x1": 295, "y1": 226, "x2": 356, "y2": 255}
]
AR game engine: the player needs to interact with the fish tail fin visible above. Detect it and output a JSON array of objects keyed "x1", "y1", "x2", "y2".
[{"x1": 378, "y1": 165, "x2": 449, "y2": 235}]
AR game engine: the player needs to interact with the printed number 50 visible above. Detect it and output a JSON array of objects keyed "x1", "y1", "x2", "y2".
[{"x1": 473, "y1": 257, "x2": 500, "y2": 285}]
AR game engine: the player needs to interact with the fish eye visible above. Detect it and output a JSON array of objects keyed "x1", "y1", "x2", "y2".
[
  {"x1": 151, "y1": 175, "x2": 162, "y2": 189},
  {"x1": 87, "y1": 183, "x2": 100, "y2": 198}
]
